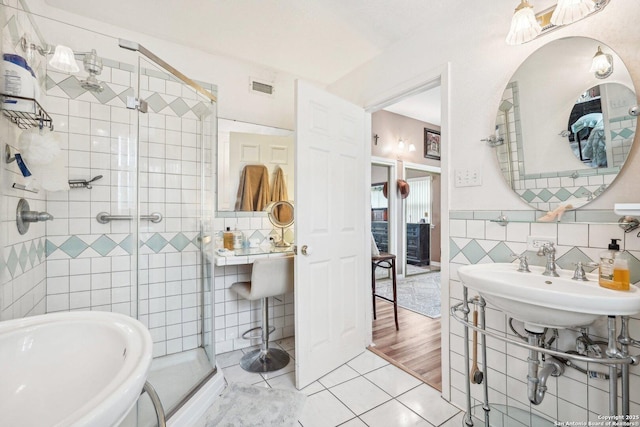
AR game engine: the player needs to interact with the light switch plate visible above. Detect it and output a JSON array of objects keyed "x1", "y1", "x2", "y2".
[
  {"x1": 455, "y1": 168, "x2": 482, "y2": 187},
  {"x1": 527, "y1": 236, "x2": 557, "y2": 252}
]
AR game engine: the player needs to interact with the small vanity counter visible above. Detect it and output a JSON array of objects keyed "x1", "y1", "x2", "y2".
[{"x1": 211, "y1": 246, "x2": 294, "y2": 266}]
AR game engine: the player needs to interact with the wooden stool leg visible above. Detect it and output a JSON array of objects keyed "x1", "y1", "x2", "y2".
[
  {"x1": 391, "y1": 258, "x2": 399, "y2": 330},
  {"x1": 371, "y1": 262, "x2": 377, "y2": 320}
]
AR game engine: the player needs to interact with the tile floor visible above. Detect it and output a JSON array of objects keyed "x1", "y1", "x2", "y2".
[{"x1": 218, "y1": 337, "x2": 464, "y2": 427}]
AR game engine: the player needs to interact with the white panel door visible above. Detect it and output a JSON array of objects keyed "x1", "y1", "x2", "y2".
[{"x1": 295, "y1": 80, "x2": 369, "y2": 388}]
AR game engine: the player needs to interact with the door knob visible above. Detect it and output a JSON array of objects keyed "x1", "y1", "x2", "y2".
[{"x1": 301, "y1": 245, "x2": 312, "y2": 256}]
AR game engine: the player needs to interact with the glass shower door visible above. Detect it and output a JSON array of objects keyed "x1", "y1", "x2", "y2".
[{"x1": 129, "y1": 54, "x2": 216, "y2": 424}]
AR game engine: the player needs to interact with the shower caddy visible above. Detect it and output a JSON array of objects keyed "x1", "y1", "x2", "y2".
[{"x1": 451, "y1": 286, "x2": 640, "y2": 426}]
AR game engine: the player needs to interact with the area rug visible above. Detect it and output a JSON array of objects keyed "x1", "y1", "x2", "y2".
[
  {"x1": 197, "y1": 382, "x2": 306, "y2": 427},
  {"x1": 374, "y1": 272, "x2": 441, "y2": 318}
]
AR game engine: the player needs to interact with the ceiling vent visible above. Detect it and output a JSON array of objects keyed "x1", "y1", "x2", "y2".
[{"x1": 250, "y1": 78, "x2": 275, "y2": 97}]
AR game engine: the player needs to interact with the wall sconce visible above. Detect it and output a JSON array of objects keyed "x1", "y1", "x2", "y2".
[
  {"x1": 398, "y1": 139, "x2": 416, "y2": 153},
  {"x1": 20, "y1": 36, "x2": 79, "y2": 73},
  {"x1": 589, "y1": 46, "x2": 613, "y2": 79},
  {"x1": 506, "y1": 0, "x2": 610, "y2": 45}
]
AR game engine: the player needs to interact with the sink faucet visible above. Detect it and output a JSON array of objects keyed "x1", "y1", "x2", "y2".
[{"x1": 537, "y1": 242, "x2": 559, "y2": 277}]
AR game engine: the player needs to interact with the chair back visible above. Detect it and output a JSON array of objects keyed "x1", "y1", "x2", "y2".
[{"x1": 249, "y1": 256, "x2": 294, "y2": 299}]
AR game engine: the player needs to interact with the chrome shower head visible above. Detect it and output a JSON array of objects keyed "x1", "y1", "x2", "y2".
[
  {"x1": 80, "y1": 74, "x2": 104, "y2": 93},
  {"x1": 80, "y1": 49, "x2": 104, "y2": 93}
]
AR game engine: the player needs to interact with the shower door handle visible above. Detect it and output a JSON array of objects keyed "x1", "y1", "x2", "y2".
[{"x1": 96, "y1": 212, "x2": 163, "y2": 224}]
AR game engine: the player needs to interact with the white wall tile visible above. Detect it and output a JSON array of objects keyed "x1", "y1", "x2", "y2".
[{"x1": 558, "y1": 224, "x2": 589, "y2": 247}]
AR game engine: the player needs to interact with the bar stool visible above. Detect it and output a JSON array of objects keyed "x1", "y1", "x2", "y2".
[
  {"x1": 231, "y1": 256, "x2": 294, "y2": 372},
  {"x1": 371, "y1": 253, "x2": 399, "y2": 330}
]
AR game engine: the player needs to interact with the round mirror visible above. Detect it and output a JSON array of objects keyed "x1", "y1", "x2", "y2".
[
  {"x1": 494, "y1": 37, "x2": 637, "y2": 210},
  {"x1": 268, "y1": 200, "x2": 294, "y2": 228},
  {"x1": 267, "y1": 201, "x2": 294, "y2": 247}
]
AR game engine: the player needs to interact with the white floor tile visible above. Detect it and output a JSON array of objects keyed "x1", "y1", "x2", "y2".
[
  {"x1": 260, "y1": 355, "x2": 296, "y2": 380},
  {"x1": 267, "y1": 371, "x2": 326, "y2": 396},
  {"x1": 319, "y1": 364, "x2": 361, "y2": 388},
  {"x1": 360, "y1": 400, "x2": 432, "y2": 427},
  {"x1": 277, "y1": 336, "x2": 295, "y2": 351},
  {"x1": 346, "y1": 350, "x2": 389, "y2": 374},
  {"x1": 216, "y1": 349, "x2": 245, "y2": 368},
  {"x1": 329, "y1": 376, "x2": 392, "y2": 415},
  {"x1": 338, "y1": 417, "x2": 368, "y2": 426},
  {"x1": 440, "y1": 411, "x2": 466, "y2": 426},
  {"x1": 364, "y1": 364, "x2": 422, "y2": 397},
  {"x1": 221, "y1": 364, "x2": 264, "y2": 385},
  {"x1": 214, "y1": 345, "x2": 467, "y2": 427},
  {"x1": 397, "y1": 384, "x2": 461, "y2": 426},
  {"x1": 299, "y1": 390, "x2": 355, "y2": 427},
  {"x1": 266, "y1": 371, "x2": 297, "y2": 390}
]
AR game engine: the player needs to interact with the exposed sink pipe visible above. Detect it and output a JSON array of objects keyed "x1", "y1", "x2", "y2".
[{"x1": 527, "y1": 332, "x2": 564, "y2": 405}]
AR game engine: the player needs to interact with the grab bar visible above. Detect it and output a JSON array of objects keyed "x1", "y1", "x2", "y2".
[{"x1": 96, "y1": 212, "x2": 163, "y2": 224}]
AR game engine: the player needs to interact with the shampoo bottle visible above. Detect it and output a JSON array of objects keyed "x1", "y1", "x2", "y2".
[
  {"x1": 599, "y1": 238, "x2": 621, "y2": 290},
  {"x1": 223, "y1": 227, "x2": 234, "y2": 250}
]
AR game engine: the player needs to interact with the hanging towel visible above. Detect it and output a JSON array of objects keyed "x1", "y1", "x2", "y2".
[
  {"x1": 235, "y1": 165, "x2": 270, "y2": 211},
  {"x1": 271, "y1": 166, "x2": 288, "y2": 202}
]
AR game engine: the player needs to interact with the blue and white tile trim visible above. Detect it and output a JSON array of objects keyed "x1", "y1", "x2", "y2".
[
  {"x1": 3, "y1": 237, "x2": 46, "y2": 279},
  {"x1": 45, "y1": 232, "x2": 201, "y2": 259},
  {"x1": 46, "y1": 68, "x2": 215, "y2": 117},
  {"x1": 449, "y1": 210, "x2": 640, "y2": 423}
]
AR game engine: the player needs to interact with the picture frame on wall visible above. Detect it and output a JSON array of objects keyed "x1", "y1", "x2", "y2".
[{"x1": 424, "y1": 128, "x2": 441, "y2": 160}]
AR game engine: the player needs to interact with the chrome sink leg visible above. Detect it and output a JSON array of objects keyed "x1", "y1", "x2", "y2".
[
  {"x1": 618, "y1": 316, "x2": 630, "y2": 416},
  {"x1": 462, "y1": 286, "x2": 474, "y2": 426},
  {"x1": 606, "y1": 316, "x2": 619, "y2": 416},
  {"x1": 479, "y1": 297, "x2": 490, "y2": 425}
]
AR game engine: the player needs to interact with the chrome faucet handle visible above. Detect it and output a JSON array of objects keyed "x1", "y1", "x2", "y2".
[
  {"x1": 572, "y1": 262, "x2": 588, "y2": 281},
  {"x1": 511, "y1": 253, "x2": 530, "y2": 272}
]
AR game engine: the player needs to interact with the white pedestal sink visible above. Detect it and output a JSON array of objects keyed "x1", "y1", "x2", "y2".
[
  {"x1": 458, "y1": 263, "x2": 640, "y2": 331},
  {"x1": 0, "y1": 311, "x2": 153, "y2": 427}
]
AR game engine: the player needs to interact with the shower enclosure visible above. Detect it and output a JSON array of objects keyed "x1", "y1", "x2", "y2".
[{"x1": 0, "y1": 3, "x2": 217, "y2": 424}]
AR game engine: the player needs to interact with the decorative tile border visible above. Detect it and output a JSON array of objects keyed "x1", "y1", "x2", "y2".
[
  {"x1": 45, "y1": 232, "x2": 201, "y2": 259},
  {"x1": 4, "y1": 238, "x2": 46, "y2": 279},
  {"x1": 46, "y1": 74, "x2": 212, "y2": 119}
]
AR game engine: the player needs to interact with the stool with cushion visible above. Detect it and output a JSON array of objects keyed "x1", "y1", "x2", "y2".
[{"x1": 231, "y1": 256, "x2": 294, "y2": 372}]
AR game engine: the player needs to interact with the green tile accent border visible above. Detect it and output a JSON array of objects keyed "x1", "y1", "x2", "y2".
[
  {"x1": 3, "y1": 238, "x2": 47, "y2": 279},
  {"x1": 45, "y1": 233, "x2": 200, "y2": 259}
]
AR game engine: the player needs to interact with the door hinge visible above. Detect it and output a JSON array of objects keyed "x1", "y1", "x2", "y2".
[{"x1": 126, "y1": 96, "x2": 148, "y2": 113}]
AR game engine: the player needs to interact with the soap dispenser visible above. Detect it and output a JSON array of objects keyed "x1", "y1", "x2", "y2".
[{"x1": 599, "y1": 238, "x2": 625, "y2": 290}]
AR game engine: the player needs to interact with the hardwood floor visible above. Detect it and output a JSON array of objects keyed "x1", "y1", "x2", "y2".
[{"x1": 370, "y1": 299, "x2": 442, "y2": 391}]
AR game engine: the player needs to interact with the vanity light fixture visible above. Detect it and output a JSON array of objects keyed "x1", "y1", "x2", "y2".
[
  {"x1": 506, "y1": 0, "x2": 541, "y2": 45},
  {"x1": 20, "y1": 36, "x2": 79, "y2": 73},
  {"x1": 590, "y1": 46, "x2": 613, "y2": 79},
  {"x1": 550, "y1": 0, "x2": 595, "y2": 25},
  {"x1": 506, "y1": 0, "x2": 610, "y2": 45}
]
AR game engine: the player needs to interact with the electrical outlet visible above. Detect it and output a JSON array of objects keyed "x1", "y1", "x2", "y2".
[{"x1": 527, "y1": 236, "x2": 557, "y2": 252}]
